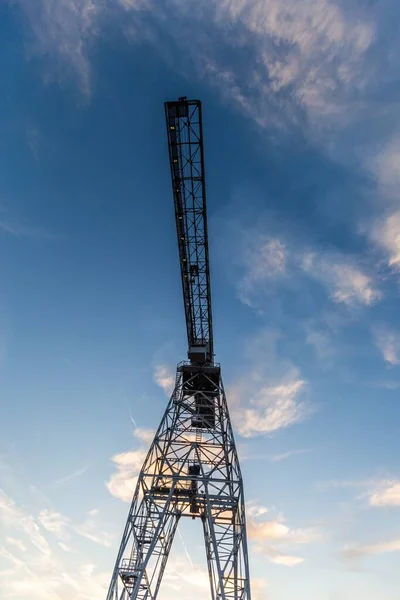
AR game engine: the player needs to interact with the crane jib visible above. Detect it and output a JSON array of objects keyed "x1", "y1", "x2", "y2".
[{"x1": 165, "y1": 98, "x2": 214, "y2": 364}]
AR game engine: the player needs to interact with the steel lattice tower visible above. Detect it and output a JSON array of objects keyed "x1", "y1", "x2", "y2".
[{"x1": 106, "y1": 98, "x2": 252, "y2": 600}]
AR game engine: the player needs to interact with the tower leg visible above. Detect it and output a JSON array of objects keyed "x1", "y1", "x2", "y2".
[
  {"x1": 106, "y1": 362, "x2": 251, "y2": 600},
  {"x1": 106, "y1": 488, "x2": 180, "y2": 600},
  {"x1": 202, "y1": 489, "x2": 251, "y2": 600}
]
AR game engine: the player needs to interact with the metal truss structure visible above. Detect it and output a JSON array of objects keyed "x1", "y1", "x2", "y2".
[
  {"x1": 165, "y1": 98, "x2": 213, "y2": 363},
  {"x1": 106, "y1": 98, "x2": 251, "y2": 600}
]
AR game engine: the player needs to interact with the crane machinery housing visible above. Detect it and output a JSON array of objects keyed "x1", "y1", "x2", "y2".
[{"x1": 106, "y1": 97, "x2": 252, "y2": 600}]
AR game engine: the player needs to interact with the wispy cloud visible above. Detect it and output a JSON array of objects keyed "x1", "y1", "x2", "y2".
[
  {"x1": 1, "y1": 481, "x2": 116, "y2": 597},
  {"x1": 304, "y1": 323, "x2": 334, "y2": 363},
  {"x1": 248, "y1": 518, "x2": 320, "y2": 545},
  {"x1": 371, "y1": 137, "x2": 400, "y2": 199},
  {"x1": 26, "y1": 125, "x2": 41, "y2": 161},
  {"x1": 154, "y1": 364, "x2": 175, "y2": 396},
  {"x1": 368, "y1": 480, "x2": 400, "y2": 507},
  {"x1": 162, "y1": 554, "x2": 210, "y2": 593},
  {"x1": 106, "y1": 448, "x2": 146, "y2": 502},
  {"x1": 12, "y1": 2, "x2": 400, "y2": 313},
  {"x1": 368, "y1": 144, "x2": 400, "y2": 273},
  {"x1": 0, "y1": 218, "x2": 63, "y2": 241},
  {"x1": 301, "y1": 252, "x2": 381, "y2": 308},
  {"x1": 0, "y1": 540, "x2": 109, "y2": 600},
  {"x1": 74, "y1": 509, "x2": 115, "y2": 547},
  {"x1": 237, "y1": 236, "x2": 287, "y2": 306},
  {"x1": 374, "y1": 327, "x2": 400, "y2": 366},
  {"x1": 13, "y1": 0, "x2": 150, "y2": 98},
  {"x1": 247, "y1": 503, "x2": 320, "y2": 567},
  {"x1": 316, "y1": 476, "x2": 400, "y2": 510},
  {"x1": 58, "y1": 541, "x2": 73, "y2": 553},
  {"x1": 372, "y1": 211, "x2": 400, "y2": 270},
  {"x1": 145, "y1": 0, "x2": 374, "y2": 137},
  {"x1": 53, "y1": 465, "x2": 90, "y2": 486},
  {"x1": 13, "y1": 0, "x2": 400, "y2": 203},
  {"x1": 230, "y1": 330, "x2": 312, "y2": 438},
  {"x1": 246, "y1": 501, "x2": 269, "y2": 519},
  {"x1": 238, "y1": 378, "x2": 309, "y2": 438},
  {"x1": 343, "y1": 537, "x2": 400, "y2": 560},
  {"x1": 234, "y1": 228, "x2": 381, "y2": 312},
  {"x1": 5, "y1": 536, "x2": 27, "y2": 553},
  {"x1": 211, "y1": 0, "x2": 374, "y2": 125},
  {"x1": 255, "y1": 545, "x2": 304, "y2": 567},
  {"x1": 240, "y1": 447, "x2": 312, "y2": 463},
  {"x1": 268, "y1": 448, "x2": 312, "y2": 463},
  {"x1": 0, "y1": 489, "x2": 51, "y2": 555},
  {"x1": 38, "y1": 509, "x2": 70, "y2": 540},
  {"x1": 132, "y1": 426, "x2": 155, "y2": 445},
  {"x1": 316, "y1": 478, "x2": 381, "y2": 492},
  {"x1": 12, "y1": 0, "x2": 383, "y2": 145},
  {"x1": 13, "y1": 0, "x2": 102, "y2": 98},
  {"x1": 106, "y1": 427, "x2": 152, "y2": 502}
]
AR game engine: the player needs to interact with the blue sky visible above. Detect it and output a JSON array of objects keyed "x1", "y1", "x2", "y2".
[{"x1": 1, "y1": 1, "x2": 400, "y2": 598}]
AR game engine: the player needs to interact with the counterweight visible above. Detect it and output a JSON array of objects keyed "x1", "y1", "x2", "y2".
[{"x1": 105, "y1": 98, "x2": 252, "y2": 600}]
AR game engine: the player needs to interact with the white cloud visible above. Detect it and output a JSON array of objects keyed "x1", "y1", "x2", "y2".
[
  {"x1": 0, "y1": 543, "x2": 109, "y2": 600},
  {"x1": 6, "y1": 536, "x2": 27, "y2": 552},
  {"x1": 268, "y1": 449, "x2": 311, "y2": 463},
  {"x1": 269, "y1": 553, "x2": 304, "y2": 567},
  {"x1": 13, "y1": 0, "x2": 103, "y2": 97},
  {"x1": 304, "y1": 325, "x2": 333, "y2": 363},
  {"x1": 317, "y1": 476, "x2": 400, "y2": 509},
  {"x1": 247, "y1": 504, "x2": 319, "y2": 567},
  {"x1": 58, "y1": 541, "x2": 73, "y2": 553},
  {"x1": 38, "y1": 509, "x2": 70, "y2": 540},
  {"x1": 249, "y1": 578, "x2": 269, "y2": 600},
  {"x1": 246, "y1": 502, "x2": 269, "y2": 519},
  {"x1": 207, "y1": 0, "x2": 375, "y2": 131},
  {"x1": 13, "y1": 0, "x2": 379, "y2": 141},
  {"x1": 0, "y1": 490, "x2": 111, "y2": 600},
  {"x1": 0, "y1": 489, "x2": 51, "y2": 555},
  {"x1": 13, "y1": 0, "x2": 149, "y2": 97},
  {"x1": 238, "y1": 378, "x2": 309, "y2": 438},
  {"x1": 248, "y1": 519, "x2": 293, "y2": 542},
  {"x1": 3, "y1": 490, "x2": 114, "y2": 564},
  {"x1": 74, "y1": 510, "x2": 115, "y2": 547},
  {"x1": 328, "y1": 264, "x2": 379, "y2": 307},
  {"x1": 368, "y1": 481, "x2": 400, "y2": 507},
  {"x1": 254, "y1": 545, "x2": 304, "y2": 566},
  {"x1": 248, "y1": 518, "x2": 320, "y2": 545},
  {"x1": 106, "y1": 427, "x2": 153, "y2": 502},
  {"x1": 106, "y1": 448, "x2": 146, "y2": 502},
  {"x1": 80, "y1": 563, "x2": 96, "y2": 578},
  {"x1": 371, "y1": 137, "x2": 400, "y2": 196},
  {"x1": 0, "y1": 217, "x2": 62, "y2": 241},
  {"x1": 374, "y1": 327, "x2": 400, "y2": 366},
  {"x1": 343, "y1": 537, "x2": 400, "y2": 560},
  {"x1": 53, "y1": 465, "x2": 89, "y2": 486},
  {"x1": 233, "y1": 226, "x2": 380, "y2": 311},
  {"x1": 229, "y1": 330, "x2": 311, "y2": 437},
  {"x1": 133, "y1": 426, "x2": 155, "y2": 445},
  {"x1": 237, "y1": 236, "x2": 287, "y2": 305},
  {"x1": 163, "y1": 555, "x2": 210, "y2": 592},
  {"x1": 154, "y1": 364, "x2": 175, "y2": 396},
  {"x1": 301, "y1": 253, "x2": 381, "y2": 307},
  {"x1": 13, "y1": 0, "x2": 400, "y2": 300},
  {"x1": 372, "y1": 211, "x2": 400, "y2": 271}
]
